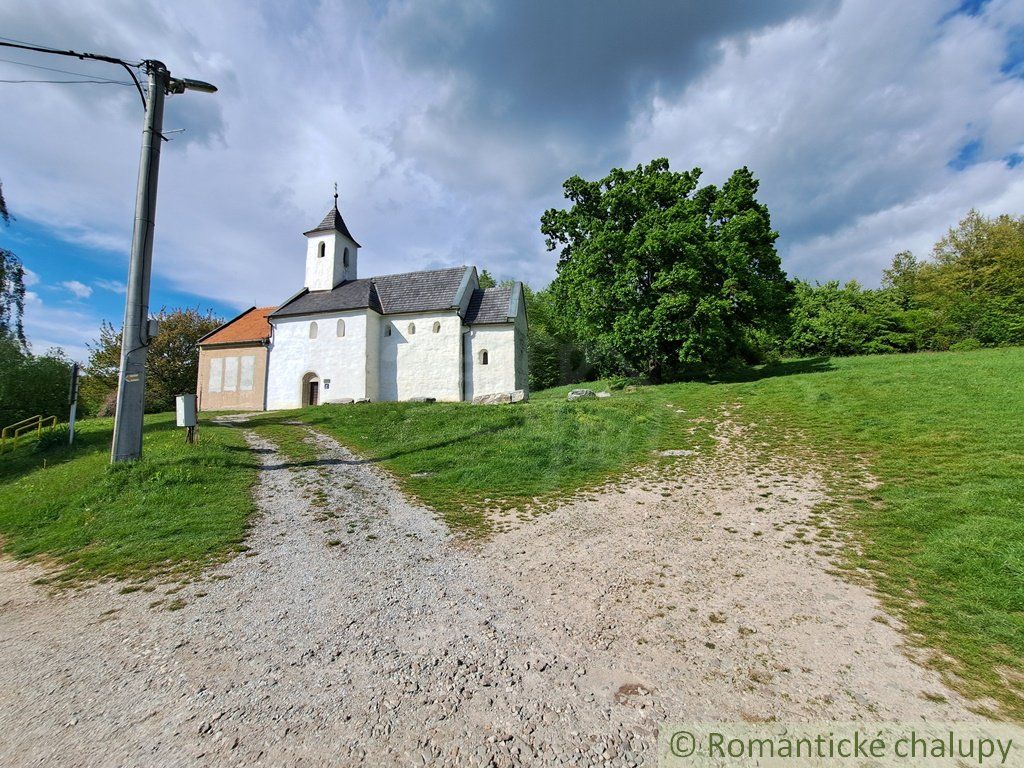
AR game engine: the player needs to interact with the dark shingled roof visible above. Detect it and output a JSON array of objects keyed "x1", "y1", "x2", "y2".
[
  {"x1": 464, "y1": 285, "x2": 514, "y2": 324},
  {"x1": 303, "y1": 203, "x2": 361, "y2": 246},
  {"x1": 374, "y1": 266, "x2": 468, "y2": 314},
  {"x1": 270, "y1": 280, "x2": 381, "y2": 318},
  {"x1": 271, "y1": 266, "x2": 469, "y2": 319}
]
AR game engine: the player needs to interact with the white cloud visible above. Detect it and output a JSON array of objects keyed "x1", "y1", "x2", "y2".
[
  {"x1": 22, "y1": 267, "x2": 40, "y2": 286},
  {"x1": 93, "y1": 278, "x2": 127, "y2": 294},
  {"x1": 626, "y1": 0, "x2": 1024, "y2": 283},
  {"x1": 0, "y1": 0, "x2": 1022, "y2": 370},
  {"x1": 21, "y1": 290, "x2": 97, "y2": 363},
  {"x1": 59, "y1": 280, "x2": 93, "y2": 299}
]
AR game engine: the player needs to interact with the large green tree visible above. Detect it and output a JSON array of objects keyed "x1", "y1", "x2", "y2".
[
  {"x1": 0, "y1": 180, "x2": 27, "y2": 348},
  {"x1": 0, "y1": 335, "x2": 73, "y2": 427},
  {"x1": 913, "y1": 209, "x2": 1024, "y2": 347},
  {"x1": 83, "y1": 307, "x2": 223, "y2": 414},
  {"x1": 541, "y1": 159, "x2": 791, "y2": 380}
]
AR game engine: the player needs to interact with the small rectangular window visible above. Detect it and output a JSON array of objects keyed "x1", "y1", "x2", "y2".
[
  {"x1": 209, "y1": 357, "x2": 223, "y2": 393},
  {"x1": 239, "y1": 355, "x2": 255, "y2": 391},
  {"x1": 224, "y1": 356, "x2": 238, "y2": 392}
]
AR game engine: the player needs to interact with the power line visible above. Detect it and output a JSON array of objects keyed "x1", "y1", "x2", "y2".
[
  {"x1": 0, "y1": 37, "x2": 146, "y2": 107},
  {"x1": 0, "y1": 78, "x2": 134, "y2": 85},
  {"x1": 0, "y1": 34, "x2": 141, "y2": 66},
  {"x1": 0, "y1": 54, "x2": 132, "y2": 83}
]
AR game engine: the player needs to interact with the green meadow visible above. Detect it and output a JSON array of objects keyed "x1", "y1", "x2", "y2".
[
  {"x1": 0, "y1": 347, "x2": 1021, "y2": 715},
  {"x1": 0, "y1": 413, "x2": 256, "y2": 583},
  {"x1": 285, "y1": 347, "x2": 1024, "y2": 716}
]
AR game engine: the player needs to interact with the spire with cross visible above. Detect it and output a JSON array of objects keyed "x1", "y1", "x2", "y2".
[{"x1": 302, "y1": 181, "x2": 361, "y2": 289}]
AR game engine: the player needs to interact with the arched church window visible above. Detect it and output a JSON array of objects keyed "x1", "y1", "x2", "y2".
[
  {"x1": 432, "y1": 321, "x2": 441, "y2": 334},
  {"x1": 408, "y1": 322, "x2": 416, "y2": 335},
  {"x1": 384, "y1": 324, "x2": 392, "y2": 337},
  {"x1": 479, "y1": 349, "x2": 489, "y2": 365},
  {"x1": 343, "y1": 247, "x2": 350, "y2": 268},
  {"x1": 318, "y1": 242, "x2": 325, "y2": 258},
  {"x1": 336, "y1": 319, "x2": 345, "y2": 337},
  {"x1": 309, "y1": 321, "x2": 318, "y2": 339}
]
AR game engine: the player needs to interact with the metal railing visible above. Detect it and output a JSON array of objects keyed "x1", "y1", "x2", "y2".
[{"x1": 1, "y1": 415, "x2": 58, "y2": 453}]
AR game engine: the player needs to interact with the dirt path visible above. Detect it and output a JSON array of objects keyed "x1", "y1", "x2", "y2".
[{"x1": 0, "y1": 418, "x2": 973, "y2": 767}]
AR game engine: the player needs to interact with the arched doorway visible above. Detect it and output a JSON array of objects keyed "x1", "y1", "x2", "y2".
[{"x1": 301, "y1": 372, "x2": 320, "y2": 407}]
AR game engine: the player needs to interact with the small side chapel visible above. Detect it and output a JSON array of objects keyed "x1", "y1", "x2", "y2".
[{"x1": 197, "y1": 196, "x2": 528, "y2": 411}]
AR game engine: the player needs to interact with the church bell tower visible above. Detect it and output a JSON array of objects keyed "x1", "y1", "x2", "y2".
[{"x1": 303, "y1": 187, "x2": 360, "y2": 291}]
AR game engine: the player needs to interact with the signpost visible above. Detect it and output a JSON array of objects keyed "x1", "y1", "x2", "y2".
[{"x1": 68, "y1": 362, "x2": 80, "y2": 446}]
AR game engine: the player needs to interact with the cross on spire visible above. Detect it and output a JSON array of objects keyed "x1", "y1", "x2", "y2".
[{"x1": 303, "y1": 184, "x2": 361, "y2": 246}]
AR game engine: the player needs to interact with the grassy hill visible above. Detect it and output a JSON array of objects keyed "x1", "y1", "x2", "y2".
[
  {"x1": 0, "y1": 414, "x2": 256, "y2": 583},
  {"x1": 1, "y1": 347, "x2": 1021, "y2": 715},
  {"x1": 278, "y1": 347, "x2": 1024, "y2": 716}
]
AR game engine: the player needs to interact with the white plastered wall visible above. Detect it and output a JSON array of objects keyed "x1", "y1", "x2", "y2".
[
  {"x1": 265, "y1": 309, "x2": 372, "y2": 409},
  {"x1": 513, "y1": 295, "x2": 529, "y2": 392},
  {"x1": 304, "y1": 231, "x2": 358, "y2": 290},
  {"x1": 364, "y1": 311, "x2": 381, "y2": 401},
  {"x1": 463, "y1": 323, "x2": 518, "y2": 400},
  {"x1": 378, "y1": 311, "x2": 463, "y2": 401}
]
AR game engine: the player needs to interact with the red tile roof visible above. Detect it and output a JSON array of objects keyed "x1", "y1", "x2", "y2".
[{"x1": 199, "y1": 306, "x2": 276, "y2": 346}]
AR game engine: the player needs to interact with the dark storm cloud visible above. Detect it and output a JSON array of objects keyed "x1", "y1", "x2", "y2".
[
  {"x1": 375, "y1": 0, "x2": 841, "y2": 202},
  {"x1": 0, "y1": 0, "x2": 226, "y2": 149},
  {"x1": 4, "y1": 0, "x2": 1024, "y2": 361},
  {"x1": 382, "y1": 0, "x2": 837, "y2": 136}
]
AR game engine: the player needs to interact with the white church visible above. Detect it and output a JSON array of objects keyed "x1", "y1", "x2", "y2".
[{"x1": 196, "y1": 198, "x2": 528, "y2": 411}]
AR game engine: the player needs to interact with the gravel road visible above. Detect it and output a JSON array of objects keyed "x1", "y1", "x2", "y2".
[{"x1": 0, "y1": 416, "x2": 973, "y2": 766}]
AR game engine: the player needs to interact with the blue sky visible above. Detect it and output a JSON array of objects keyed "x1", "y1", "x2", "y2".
[
  {"x1": 8, "y1": 221, "x2": 236, "y2": 358},
  {"x1": 1, "y1": 0, "x2": 1023, "y2": 361}
]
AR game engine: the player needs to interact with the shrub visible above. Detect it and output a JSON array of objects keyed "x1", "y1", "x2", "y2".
[
  {"x1": 34, "y1": 424, "x2": 69, "y2": 453},
  {"x1": 949, "y1": 338, "x2": 983, "y2": 352}
]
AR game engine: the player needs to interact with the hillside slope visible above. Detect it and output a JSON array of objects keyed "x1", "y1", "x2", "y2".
[{"x1": 285, "y1": 347, "x2": 1024, "y2": 716}]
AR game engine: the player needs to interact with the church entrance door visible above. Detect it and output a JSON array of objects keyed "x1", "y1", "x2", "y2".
[{"x1": 301, "y1": 372, "x2": 321, "y2": 407}]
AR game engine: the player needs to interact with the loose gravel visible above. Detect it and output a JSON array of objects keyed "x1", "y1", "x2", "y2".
[{"x1": 0, "y1": 417, "x2": 974, "y2": 767}]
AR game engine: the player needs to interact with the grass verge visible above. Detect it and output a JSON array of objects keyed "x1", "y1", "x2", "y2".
[
  {"x1": 709, "y1": 348, "x2": 1024, "y2": 719},
  {"x1": 0, "y1": 413, "x2": 258, "y2": 583},
  {"x1": 261, "y1": 383, "x2": 719, "y2": 535},
  {"x1": 282, "y1": 348, "x2": 1022, "y2": 717}
]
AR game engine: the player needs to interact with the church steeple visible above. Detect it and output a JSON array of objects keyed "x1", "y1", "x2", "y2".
[
  {"x1": 303, "y1": 185, "x2": 361, "y2": 246},
  {"x1": 303, "y1": 186, "x2": 360, "y2": 290}
]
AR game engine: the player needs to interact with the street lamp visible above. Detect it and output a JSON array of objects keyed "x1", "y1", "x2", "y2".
[
  {"x1": 110, "y1": 60, "x2": 217, "y2": 463},
  {"x1": 169, "y1": 76, "x2": 218, "y2": 94}
]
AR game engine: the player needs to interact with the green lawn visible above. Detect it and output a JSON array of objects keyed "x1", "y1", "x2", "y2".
[
  {"x1": 0, "y1": 413, "x2": 257, "y2": 583},
  {"x1": 280, "y1": 347, "x2": 1023, "y2": 717},
  {"x1": 1, "y1": 347, "x2": 1020, "y2": 716},
  {"x1": 717, "y1": 348, "x2": 1024, "y2": 718},
  {"x1": 257, "y1": 382, "x2": 710, "y2": 533}
]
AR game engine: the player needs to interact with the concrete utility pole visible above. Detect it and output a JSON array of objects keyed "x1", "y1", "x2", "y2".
[
  {"x1": 110, "y1": 61, "x2": 216, "y2": 463},
  {"x1": 110, "y1": 61, "x2": 168, "y2": 463},
  {"x1": 0, "y1": 41, "x2": 215, "y2": 462}
]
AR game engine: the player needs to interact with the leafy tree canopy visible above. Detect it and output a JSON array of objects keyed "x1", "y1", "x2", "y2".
[
  {"x1": 477, "y1": 269, "x2": 496, "y2": 289},
  {"x1": 542, "y1": 159, "x2": 791, "y2": 380},
  {"x1": 0, "y1": 180, "x2": 27, "y2": 348},
  {"x1": 84, "y1": 307, "x2": 223, "y2": 414},
  {"x1": 524, "y1": 284, "x2": 592, "y2": 391},
  {"x1": 784, "y1": 279, "x2": 919, "y2": 357},
  {"x1": 0, "y1": 335, "x2": 72, "y2": 427},
  {"x1": 914, "y1": 209, "x2": 1024, "y2": 347}
]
